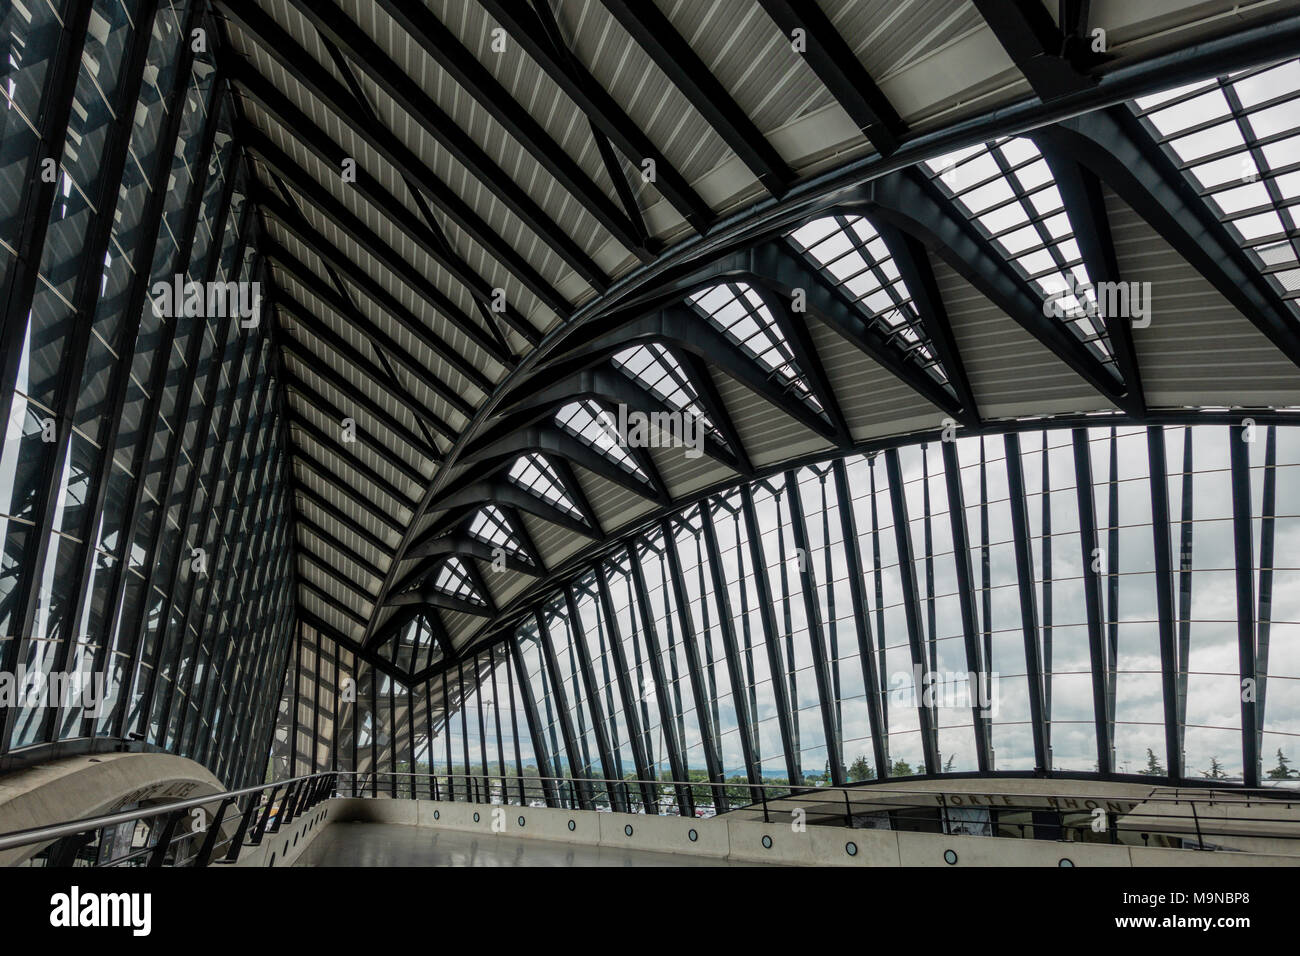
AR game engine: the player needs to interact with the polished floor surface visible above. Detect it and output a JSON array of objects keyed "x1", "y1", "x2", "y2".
[{"x1": 296, "y1": 822, "x2": 751, "y2": 866}]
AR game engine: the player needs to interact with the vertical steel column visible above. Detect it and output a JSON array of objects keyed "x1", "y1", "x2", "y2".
[
  {"x1": 489, "y1": 646, "x2": 508, "y2": 790},
  {"x1": 1039, "y1": 433, "x2": 1053, "y2": 763},
  {"x1": 868, "y1": 455, "x2": 893, "y2": 766},
  {"x1": 699, "y1": 506, "x2": 761, "y2": 788},
  {"x1": 1229, "y1": 422, "x2": 1260, "y2": 787},
  {"x1": 1071, "y1": 429, "x2": 1112, "y2": 774},
  {"x1": 457, "y1": 662, "x2": 470, "y2": 799},
  {"x1": 627, "y1": 548, "x2": 693, "y2": 815},
  {"x1": 939, "y1": 442, "x2": 992, "y2": 772},
  {"x1": 1105, "y1": 430, "x2": 1120, "y2": 758},
  {"x1": 471, "y1": 660, "x2": 487, "y2": 801},
  {"x1": 1256, "y1": 425, "x2": 1276, "y2": 774},
  {"x1": 290, "y1": 628, "x2": 302, "y2": 778},
  {"x1": 504, "y1": 647, "x2": 527, "y2": 805},
  {"x1": 425, "y1": 677, "x2": 436, "y2": 798},
  {"x1": 1001, "y1": 434, "x2": 1049, "y2": 773},
  {"x1": 370, "y1": 668, "x2": 378, "y2": 796},
  {"x1": 535, "y1": 609, "x2": 592, "y2": 810},
  {"x1": 442, "y1": 671, "x2": 453, "y2": 800},
  {"x1": 738, "y1": 484, "x2": 801, "y2": 786},
  {"x1": 1146, "y1": 425, "x2": 1183, "y2": 781},
  {"x1": 978, "y1": 443, "x2": 994, "y2": 764},
  {"x1": 782, "y1": 471, "x2": 847, "y2": 786},
  {"x1": 563, "y1": 588, "x2": 624, "y2": 811},
  {"x1": 596, "y1": 563, "x2": 659, "y2": 810},
  {"x1": 660, "y1": 518, "x2": 728, "y2": 810},
  {"x1": 883, "y1": 449, "x2": 940, "y2": 774},
  {"x1": 1176, "y1": 427, "x2": 1195, "y2": 763},
  {"x1": 831, "y1": 460, "x2": 889, "y2": 777},
  {"x1": 509, "y1": 635, "x2": 558, "y2": 808}
]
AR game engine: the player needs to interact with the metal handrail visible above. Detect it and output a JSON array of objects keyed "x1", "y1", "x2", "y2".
[
  {"x1": 3, "y1": 766, "x2": 1298, "y2": 862},
  {"x1": 326, "y1": 770, "x2": 1298, "y2": 808},
  {"x1": 0, "y1": 770, "x2": 330, "y2": 853}
]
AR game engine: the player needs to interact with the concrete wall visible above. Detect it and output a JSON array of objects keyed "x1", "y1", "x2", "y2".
[
  {"x1": 314, "y1": 797, "x2": 1300, "y2": 866},
  {"x1": 229, "y1": 802, "x2": 334, "y2": 868},
  {"x1": 0, "y1": 752, "x2": 228, "y2": 867}
]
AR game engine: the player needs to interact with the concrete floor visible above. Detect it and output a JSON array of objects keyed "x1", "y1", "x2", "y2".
[{"x1": 295, "y1": 822, "x2": 750, "y2": 866}]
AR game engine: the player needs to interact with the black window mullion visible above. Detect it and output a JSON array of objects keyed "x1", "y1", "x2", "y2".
[
  {"x1": 1229, "y1": 423, "x2": 1260, "y2": 787},
  {"x1": 1071, "y1": 429, "x2": 1112, "y2": 775},
  {"x1": 782, "y1": 471, "x2": 846, "y2": 788},
  {"x1": 884, "y1": 449, "x2": 940, "y2": 775},
  {"x1": 1000, "y1": 434, "x2": 1049, "y2": 774},
  {"x1": 563, "y1": 588, "x2": 623, "y2": 811},
  {"x1": 738, "y1": 483, "x2": 800, "y2": 788},
  {"x1": 937, "y1": 444, "x2": 993, "y2": 773}
]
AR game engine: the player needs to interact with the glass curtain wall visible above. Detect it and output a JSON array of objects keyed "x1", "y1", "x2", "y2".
[
  {"x1": 271, "y1": 423, "x2": 1300, "y2": 809},
  {"x1": 0, "y1": 0, "x2": 295, "y2": 790}
]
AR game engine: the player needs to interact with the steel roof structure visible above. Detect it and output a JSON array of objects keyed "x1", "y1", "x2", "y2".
[{"x1": 4, "y1": 0, "x2": 1300, "y2": 794}]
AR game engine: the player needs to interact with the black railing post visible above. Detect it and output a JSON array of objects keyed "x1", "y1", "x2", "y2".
[
  {"x1": 224, "y1": 800, "x2": 261, "y2": 863},
  {"x1": 194, "y1": 798, "x2": 237, "y2": 867},
  {"x1": 147, "y1": 810, "x2": 185, "y2": 868}
]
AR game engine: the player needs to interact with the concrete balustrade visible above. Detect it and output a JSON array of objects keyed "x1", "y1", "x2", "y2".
[{"x1": 312, "y1": 796, "x2": 1300, "y2": 866}]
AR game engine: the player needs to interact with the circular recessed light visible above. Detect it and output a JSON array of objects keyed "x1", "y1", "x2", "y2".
[
  {"x1": 688, "y1": 829, "x2": 698, "y2": 842},
  {"x1": 432, "y1": 810, "x2": 440, "y2": 820},
  {"x1": 624, "y1": 824, "x2": 634, "y2": 837},
  {"x1": 846, "y1": 841, "x2": 858, "y2": 857},
  {"x1": 473, "y1": 811, "x2": 481, "y2": 823},
  {"x1": 518, "y1": 816, "x2": 526, "y2": 827},
  {"x1": 1059, "y1": 858, "x2": 1074, "y2": 867},
  {"x1": 761, "y1": 835, "x2": 773, "y2": 849},
  {"x1": 943, "y1": 849, "x2": 958, "y2": 865},
  {"x1": 567, "y1": 819, "x2": 576, "y2": 831}
]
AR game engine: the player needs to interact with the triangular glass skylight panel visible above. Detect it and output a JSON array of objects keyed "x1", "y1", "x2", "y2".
[
  {"x1": 433, "y1": 556, "x2": 486, "y2": 607},
  {"x1": 686, "y1": 281, "x2": 826, "y2": 415},
  {"x1": 1131, "y1": 60, "x2": 1300, "y2": 319},
  {"x1": 554, "y1": 399, "x2": 651, "y2": 484},
  {"x1": 788, "y1": 214, "x2": 953, "y2": 394},
  {"x1": 923, "y1": 137, "x2": 1119, "y2": 375},
  {"x1": 507, "y1": 452, "x2": 584, "y2": 520},
  {"x1": 466, "y1": 504, "x2": 530, "y2": 561},
  {"x1": 391, "y1": 613, "x2": 439, "y2": 673},
  {"x1": 611, "y1": 342, "x2": 728, "y2": 449}
]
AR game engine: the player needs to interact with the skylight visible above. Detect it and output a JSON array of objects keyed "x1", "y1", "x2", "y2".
[
  {"x1": 788, "y1": 213, "x2": 951, "y2": 390},
  {"x1": 1132, "y1": 60, "x2": 1300, "y2": 318},
  {"x1": 433, "y1": 557, "x2": 485, "y2": 606},
  {"x1": 686, "y1": 281, "x2": 825, "y2": 414},
  {"x1": 467, "y1": 504, "x2": 528, "y2": 560},
  {"x1": 611, "y1": 342, "x2": 726, "y2": 448},
  {"x1": 924, "y1": 137, "x2": 1119, "y2": 373},
  {"x1": 507, "y1": 452, "x2": 584, "y2": 520},
  {"x1": 554, "y1": 399, "x2": 649, "y2": 483}
]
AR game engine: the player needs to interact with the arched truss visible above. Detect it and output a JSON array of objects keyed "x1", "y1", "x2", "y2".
[
  {"x1": 197, "y1": 2, "x2": 1300, "y2": 682},
  {"x1": 278, "y1": 421, "x2": 1300, "y2": 796}
]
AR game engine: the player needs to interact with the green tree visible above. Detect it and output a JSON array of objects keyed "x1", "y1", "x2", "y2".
[
  {"x1": 1139, "y1": 748, "x2": 1165, "y2": 776},
  {"x1": 1202, "y1": 755, "x2": 1228, "y2": 779},
  {"x1": 890, "y1": 759, "x2": 915, "y2": 777},
  {"x1": 1267, "y1": 748, "x2": 1298, "y2": 779},
  {"x1": 847, "y1": 754, "x2": 873, "y2": 780}
]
